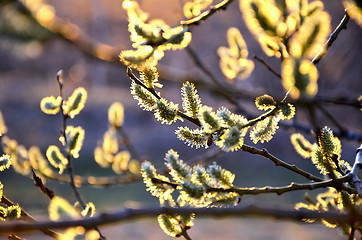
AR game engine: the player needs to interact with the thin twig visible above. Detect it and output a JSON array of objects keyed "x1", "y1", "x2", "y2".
[
  {"x1": 31, "y1": 169, "x2": 54, "y2": 200},
  {"x1": 0, "y1": 202, "x2": 359, "y2": 235},
  {"x1": 185, "y1": 46, "x2": 221, "y2": 87},
  {"x1": 57, "y1": 72, "x2": 106, "y2": 239},
  {"x1": 253, "y1": 55, "x2": 282, "y2": 79},
  {"x1": 58, "y1": 79, "x2": 87, "y2": 210},
  {"x1": 239, "y1": 145, "x2": 357, "y2": 194},
  {"x1": 241, "y1": 145, "x2": 323, "y2": 182},
  {"x1": 181, "y1": 0, "x2": 235, "y2": 27},
  {"x1": 116, "y1": 126, "x2": 142, "y2": 161},
  {"x1": 185, "y1": 46, "x2": 247, "y2": 114},
  {"x1": 312, "y1": 11, "x2": 350, "y2": 64},
  {"x1": 152, "y1": 174, "x2": 355, "y2": 196},
  {"x1": 43, "y1": 170, "x2": 141, "y2": 187},
  {"x1": 127, "y1": 68, "x2": 201, "y2": 126},
  {"x1": 315, "y1": 103, "x2": 347, "y2": 135}
]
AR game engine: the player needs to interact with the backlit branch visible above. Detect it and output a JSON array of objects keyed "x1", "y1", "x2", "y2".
[
  {"x1": 11, "y1": 0, "x2": 121, "y2": 63},
  {"x1": 312, "y1": 10, "x2": 350, "y2": 64},
  {"x1": 0, "y1": 202, "x2": 359, "y2": 235},
  {"x1": 153, "y1": 174, "x2": 356, "y2": 196},
  {"x1": 253, "y1": 55, "x2": 281, "y2": 79},
  {"x1": 1, "y1": 196, "x2": 59, "y2": 239}
]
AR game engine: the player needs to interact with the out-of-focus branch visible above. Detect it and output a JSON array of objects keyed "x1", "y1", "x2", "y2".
[
  {"x1": 1, "y1": 196, "x2": 59, "y2": 239},
  {"x1": 253, "y1": 55, "x2": 281, "y2": 79},
  {"x1": 312, "y1": 10, "x2": 350, "y2": 64},
  {"x1": 0, "y1": 202, "x2": 359, "y2": 235},
  {"x1": 185, "y1": 46, "x2": 248, "y2": 114},
  {"x1": 315, "y1": 103, "x2": 347, "y2": 135},
  {"x1": 11, "y1": 0, "x2": 122, "y2": 64},
  {"x1": 44, "y1": 171, "x2": 141, "y2": 187},
  {"x1": 116, "y1": 126, "x2": 142, "y2": 162}
]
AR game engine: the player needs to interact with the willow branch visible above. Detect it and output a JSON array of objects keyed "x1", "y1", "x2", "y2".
[
  {"x1": 154, "y1": 174, "x2": 355, "y2": 196},
  {"x1": 57, "y1": 74, "x2": 105, "y2": 239},
  {"x1": 57, "y1": 80, "x2": 86, "y2": 210},
  {"x1": 185, "y1": 46, "x2": 221, "y2": 87},
  {"x1": 185, "y1": 46, "x2": 246, "y2": 114},
  {"x1": 42, "y1": 147, "x2": 222, "y2": 187},
  {"x1": 214, "y1": 175, "x2": 355, "y2": 195},
  {"x1": 0, "y1": 202, "x2": 359, "y2": 235},
  {"x1": 126, "y1": 70, "x2": 335, "y2": 185},
  {"x1": 253, "y1": 55, "x2": 281, "y2": 79},
  {"x1": 312, "y1": 11, "x2": 350, "y2": 64},
  {"x1": 11, "y1": 0, "x2": 121, "y2": 64},
  {"x1": 241, "y1": 144, "x2": 359, "y2": 194},
  {"x1": 315, "y1": 103, "x2": 347, "y2": 135},
  {"x1": 181, "y1": 0, "x2": 235, "y2": 27},
  {"x1": 43, "y1": 170, "x2": 141, "y2": 187},
  {"x1": 116, "y1": 126, "x2": 142, "y2": 162},
  {"x1": 240, "y1": 145, "x2": 323, "y2": 182},
  {"x1": 1, "y1": 196, "x2": 59, "y2": 238},
  {"x1": 127, "y1": 68, "x2": 201, "y2": 126}
]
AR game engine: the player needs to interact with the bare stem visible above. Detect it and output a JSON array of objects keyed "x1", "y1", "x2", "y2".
[
  {"x1": 116, "y1": 126, "x2": 142, "y2": 161},
  {"x1": 241, "y1": 145, "x2": 322, "y2": 182},
  {"x1": 315, "y1": 103, "x2": 347, "y2": 135},
  {"x1": 312, "y1": 11, "x2": 350, "y2": 64},
  {"x1": 253, "y1": 55, "x2": 282, "y2": 79},
  {"x1": 185, "y1": 46, "x2": 247, "y2": 113},
  {"x1": 57, "y1": 73, "x2": 106, "y2": 239},
  {"x1": 0, "y1": 202, "x2": 359, "y2": 235}
]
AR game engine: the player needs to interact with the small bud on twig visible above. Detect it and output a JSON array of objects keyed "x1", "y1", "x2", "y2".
[{"x1": 57, "y1": 69, "x2": 64, "y2": 86}]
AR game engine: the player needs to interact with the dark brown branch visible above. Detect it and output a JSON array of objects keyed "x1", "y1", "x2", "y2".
[
  {"x1": 31, "y1": 169, "x2": 54, "y2": 200},
  {"x1": 58, "y1": 78, "x2": 87, "y2": 210},
  {"x1": 152, "y1": 173, "x2": 356, "y2": 196},
  {"x1": 185, "y1": 46, "x2": 221, "y2": 87},
  {"x1": 0, "y1": 202, "x2": 359, "y2": 235},
  {"x1": 241, "y1": 145, "x2": 323, "y2": 182},
  {"x1": 312, "y1": 11, "x2": 350, "y2": 64},
  {"x1": 253, "y1": 55, "x2": 282, "y2": 79},
  {"x1": 185, "y1": 46, "x2": 247, "y2": 114},
  {"x1": 116, "y1": 126, "x2": 142, "y2": 162},
  {"x1": 315, "y1": 103, "x2": 347, "y2": 135}
]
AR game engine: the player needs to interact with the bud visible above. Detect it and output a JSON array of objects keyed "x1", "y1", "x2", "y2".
[{"x1": 57, "y1": 69, "x2": 64, "y2": 86}]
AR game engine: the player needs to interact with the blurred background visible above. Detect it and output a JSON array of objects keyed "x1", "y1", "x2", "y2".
[{"x1": 0, "y1": 0, "x2": 361, "y2": 239}]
